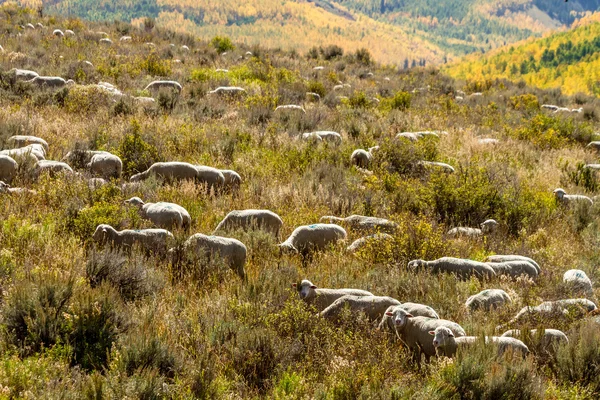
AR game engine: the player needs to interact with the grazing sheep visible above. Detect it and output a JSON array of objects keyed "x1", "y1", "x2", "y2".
[
  {"x1": 350, "y1": 148, "x2": 376, "y2": 169},
  {"x1": 478, "y1": 138, "x2": 499, "y2": 145},
  {"x1": 505, "y1": 299, "x2": 597, "y2": 327},
  {"x1": 27, "y1": 76, "x2": 67, "y2": 89},
  {"x1": 99, "y1": 38, "x2": 113, "y2": 45},
  {"x1": 417, "y1": 161, "x2": 455, "y2": 173},
  {"x1": 563, "y1": 269, "x2": 593, "y2": 297},
  {"x1": 431, "y1": 327, "x2": 529, "y2": 358},
  {"x1": 553, "y1": 188, "x2": 593, "y2": 207},
  {"x1": 1, "y1": 145, "x2": 45, "y2": 161},
  {"x1": 389, "y1": 308, "x2": 466, "y2": 362},
  {"x1": 65, "y1": 29, "x2": 75, "y2": 37},
  {"x1": 346, "y1": 233, "x2": 394, "y2": 253},
  {"x1": 320, "y1": 295, "x2": 400, "y2": 321},
  {"x1": 0, "y1": 156, "x2": 18, "y2": 184},
  {"x1": 7, "y1": 136, "x2": 49, "y2": 153},
  {"x1": 12, "y1": 68, "x2": 39, "y2": 81},
  {"x1": 275, "y1": 105, "x2": 306, "y2": 113},
  {"x1": 25, "y1": 23, "x2": 35, "y2": 29},
  {"x1": 219, "y1": 169, "x2": 241, "y2": 192},
  {"x1": 279, "y1": 224, "x2": 347, "y2": 255},
  {"x1": 319, "y1": 215, "x2": 397, "y2": 234},
  {"x1": 485, "y1": 255, "x2": 541, "y2": 274},
  {"x1": 178, "y1": 233, "x2": 247, "y2": 279},
  {"x1": 0, "y1": 181, "x2": 36, "y2": 195},
  {"x1": 584, "y1": 164, "x2": 600, "y2": 171},
  {"x1": 93, "y1": 224, "x2": 174, "y2": 254},
  {"x1": 53, "y1": 29, "x2": 64, "y2": 37},
  {"x1": 88, "y1": 178, "x2": 108, "y2": 190},
  {"x1": 486, "y1": 260, "x2": 539, "y2": 279},
  {"x1": 302, "y1": 131, "x2": 342, "y2": 144},
  {"x1": 379, "y1": 304, "x2": 440, "y2": 334},
  {"x1": 446, "y1": 219, "x2": 498, "y2": 238},
  {"x1": 306, "y1": 92, "x2": 321, "y2": 101},
  {"x1": 465, "y1": 289, "x2": 512, "y2": 312},
  {"x1": 119, "y1": 36, "x2": 132, "y2": 42},
  {"x1": 500, "y1": 329, "x2": 568, "y2": 355},
  {"x1": 35, "y1": 160, "x2": 74, "y2": 177},
  {"x1": 214, "y1": 209, "x2": 283, "y2": 237},
  {"x1": 293, "y1": 279, "x2": 373, "y2": 311},
  {"x1": 541, "y1": 104, "x2": 559, "y2": 111},
  {"x1": 215, "y1": 69, "x2": 229, "y2": 73},
  {"x1": 208, "y1": 86, "x2": 246, "y2": 96},
  {"x1": 144, "y1": 80, "x2": 182, "y2": 94},
  {"x1": 36, "y1": 23, "x2": 45, "y2": 29},
  {"x1": 587, "y1": 142, "x2": 600, "y2": 152},
  {"x1": 134, "y1": 96, "x2": 156, "y2": 105},
  {"x1": 130, "y1": 162, "x2": 199, "y2": 183},
  {"x1": 86, "y1": 152, "x2": 123, "y2": 179},
  {"x1": 408, "y1": 257, "x2": 496, "y2": 280},
  {"x1": 125, "y1": 197, "x2": 191, "y2": 230},
  {"x1": 313, "y1": 66, "x2": 324, "y2": 71}
]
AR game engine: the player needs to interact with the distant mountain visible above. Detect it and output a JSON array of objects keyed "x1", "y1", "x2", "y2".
[{"x1": 445, "y1": 13, "x2": 600, "y2": 96}]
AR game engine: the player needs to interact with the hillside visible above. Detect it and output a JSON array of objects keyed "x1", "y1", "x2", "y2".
[
  {"x1": 3, "y1": 3, "x2": 600, "y2": 399},
  {"x1": 445, "y1": 14, "x2": 600, "y2": 96}
]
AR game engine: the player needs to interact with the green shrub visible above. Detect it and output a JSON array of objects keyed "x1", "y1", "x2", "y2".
[
  {"x1": 70, "y1": 202, "x2": 127, "y2": 242},
  {"x1": 116, "y1": 119, "x2": 160, "y2": 177},
  {"x1": 321, "y1": 45, "x2": 344, "y2": 60},
  {"x1": 140, "y1": 52, "x2": 171, "y2": 77},
  {"x1": 121, "y1": 334, "x2": 178, "y2": 379},
  {"x1": 512, "y1": 113, "x2": 594, "y2": 148},
  {"x1": 230, "y1": 327, "x2": 280, "y2": 393},
  {"x1": 211, "y1": 36, "x2": 234, "y2": 53},
  {"x1": 556, "y1": 321, "x2": 600, "y2": 394},
  {"x1": 355, "y1": 48, "x2": 372, "y2": 65}
]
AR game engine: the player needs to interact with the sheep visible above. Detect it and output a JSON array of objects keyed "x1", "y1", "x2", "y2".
[
  {"x1": 119, "y1": 36, "x2": 132, "y2": 42},
  {"x1": 93, "y1": 224, "x2": 174, "y2": 255},
  {"x1": 125, "y1": 197, "x2": 191, "y2": 230},
  {"x1": 485, "y1": 260, "x2": 539, "y2": 280},
  {"x1": 505, "y1": 299, "x2": 597, "y2": 327},
  {"x1": 0, "y1": 181, "x2": 36, "y2": 195},
  {"x1": 12, "y1": 68, "x2": 39, "y2": 81},
  {"x1": 88, "y1": 178, "x2": 108, "y2": 190},
  {"x1": 431, "y1": 327, "x2": 529, "y2": 358},
  {"x1": 306, "y1": 92, "x2": 321, "y2": 101},
  {"x1": 0, "y1": 156, "x2": 18, "y2": 184},
  {"x1": 350, "y1": 148, "x2": 377, "y2": 169},
  {"x1": 584, "y1": 164, "x2": 600, "y2": 171},
  {"x1": 130, "y1": 162, "x2": 199, "y2": 184},
  {"x1": 279, "y1": 224, "x2": 347, "y2": 255},
  {"x1": 178, "y1": 233, "x2": 247, "y2": 279},
  {"x1": 563, "y1": 269, "x2": 593, "y2": 297},
  {"x1": 144, "y1": 80, "x2": 182, "y2": 94},
  {"x1": 215, "y1": 69, "x2": 229, "y2": 73},
  {"x1": 7, "y1": 136, "x2": 49, "y2": 153},
  {"x1": 388, "y1": 308, "x2": 466, "y2": 362},
  {"x1": 484, "y1": 255, "x2": 541, "y2": 274},
  {"x1": 1, "y1": 145, "x2": 45, "y2": 161},
  {"x1": 65, "y1": 30, "x2": 75, "y2": 37},
  {"x1": 541, "y1": 104, "x2": 559, "y2": 111},
  {"x1": 378, "y1": 304, "x2": 439, "y2": 334},
  {"x1": 465, "y1": 289, "x2": 512, "y2": 312},
  {"x1": 319, "y1": 215, "x2": 397, "y2": 234},
  {"x1": 587, "y1": 141, "x2": 600, "y2": 152},
  {"x1": 553, "y1": 188, "x2": 593, "y2": 207},
  {"x1": 36, "y1": 23, "x2": 45, "y2": 29},
  {"x1": 293, "y1": 279, "x2": 373, "y2": 311},
  {"x1": 313, "y1": 66, "x2": 324, "y2": 71},
  {"x1": 408, "y1": 257, "x2": 496, "y2": 280},
  {"x1": 396, "y1": 132, "x2": 419, "y2": 142},
  {"x1": 219, "y1": 169, "x2": 241, "y2": 192},
  {"x1": 346, "y1": 233, "x2": 394, "y2": 253},
  {"x1": 25, "y1": 23, "x2": 35, "y2": 30},
  {"x1": 302, "y1": 131, "x2": 342, "y2": 144},
  {"x1": 86, "y1": 152, "x2": 123, "y2": 179},
  {"x1": 417, "y1": 161, "x2": 455, "y2": 173},
  {"x1": 478, "y1": 138, "x2": 499, "y2": 145},
  {"x1": 99, "y1": 38, "x2": 113, "y2": 45},
  {"x1": 35, "y1": 160, "x2": 74, "y2": 177},
  {"x1": 208, "y1": 86, "x2": 246, "y2": 96},
  {"x1": 214, "y1": 209, "x2": 283, "y2": 237},
  {"x1": 320, "y1": 295, "x2": 400, "y2": 321},
  {"x1": 446, "y1": 219, "x2": 498, "y2": 238},
  {"x1": 134, "y1": 96, "x2": 156, "y2": 105},
  {"x1": 53, "y1": 29, "x2": 64, "y2": 37},
  {"x1": 500, "y1": 329, "x2": 568, "y2": 356},
  {"x1": 27, "y1": 76, "x2": 67, "y2": 89},
  {"x1": 181, "y1": 45, "x2": 190, "y2": 52},
  {"x1": 275, "y1": 105, "x2": 306, "y2": 113}
]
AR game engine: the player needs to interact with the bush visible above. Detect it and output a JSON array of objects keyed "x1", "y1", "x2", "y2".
[
  {"x1": 321, "y1": 45, "x2": 344, "y2": 60},
  {"x1": 140, "y1": 53, "x2": 171, "y2": 77},
  {"x1": 116, "y1": 119, "x2": 160, "y2": 177},
  {"x1": 121, "y1": 333, "x2": 178, "y2": 379},
  {"x1": 512, "y1": 113, "x2": 594, "y2": 148},
  {"x1": 231, "y1": 327, "x2": 280, "y2": 392},
  {"x1": 556, "y1": 321, "x2": 600, "y2": 394},
  {"x1": 211, "y1": 36, "x2": 234, "y2": 53},
  {"x1": 355, "y1": 48, "x2": 372, "y2": 65}
]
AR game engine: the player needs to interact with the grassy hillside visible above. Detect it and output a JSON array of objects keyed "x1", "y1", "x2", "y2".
[
  {"x1": 445, "y1": 14, "x2": 600, "y2": 96},
  {"x1": 2, "y1": 3, "x2": 600, "y2": 398}
]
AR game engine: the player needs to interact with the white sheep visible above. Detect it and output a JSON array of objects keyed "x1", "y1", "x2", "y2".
[
  {"x1": 346, "y1": 233, "x2": 394, "y2": 253},
  {"x1": 119, "y1": 36, "x2": 132, "y2": 42},
  {"x1": 319, "y1": 215, "x2": 397, "y2": 234},
  {"x1": 35, "y1": 160, "x2": 74, "y2": 177},
  {"x1": 505, "y1": 299, "x2": 597, "y2": 327},
  {"x1": 485, "y1": 260, "x2": 539, "y2": 280},
  {"x1": 379, "y1": 303, "x2": 439, "y2": 335},
  {"x1": 279, "y1": 223, "x2": 347, "y2": 255},
  {"x1": 214, "y1": 209, "x2": 283, "y2": 237},
  {"x1": 0, "y1": 156, "x2": 18, "y2": 184},
  {"x1": 306, "y1": 92, "x2": 321, "y2": 101},
  {"x1": 389, "y1": 308, "x2": 466, "y2": 362},
  {"x1": 408, "y1": 257, "x2": 496, "y2": 280},
  {"x1": 93, "y1": 224, "x2": 174, "y2": 255},
  {"x1": 144, "y1": 80, "x2": 182, "y2": 94},
  {"x1": 207, "y1": 86, "x2": 246, "y2": 96},
  {"x1": 131, "y1": 162, "x2": 205, "y2": 184},
  {"x1": 500, "y1": 329, "x2": 568, "y2": 355},
  {"x1": 65, "y1": 30, "x2": 75, "y2": 37},
  {"x1": 0, "y1": 181, "x2": 35, "y2": 195},
  {"x1": 587, "y1": 142, "x2": 600, "y2": 152},
  {"x1": 12, "y1": 68, "x2": 39, "y2": 81},
  {"x1": 465, "y1": 289, "x2": 511, "y2": 312},
  {"x1": 302, "y1": 131, "x2": 342, "y2": 144},
  {"x1": 431, "y1": 327, "x2": 529, "y2": 358},
  {"x1": 563, "y1": 269, "x2": 593, "y2": 297},
  {"x1": 417, "y1": 161, "x2": 455, "y2": 173},
  {"x1": 320, "y1": 295, "x2": 400, "y2": 321},
  {"x1": 478, "y1": 138, "x2": 499, "y2": 145},
  {"x1": 275, "y1": 105, "x2": 306, "y2": 113},
  {"x1": 1, "y1": 146, "x2": 44, "y2": 162},
  {"x1": 53, "y1": 29, "x2": 64, "y2": 38},
  {"x1": 484, "y1": 255, "x2": 541, "y2": 274},
  {"x1": 178, "y1": 233, "x2": 247, "y2": 279},
  {"x1": 86, "y1": 152, "x2": 123, "y2": 179},
  {"x1": 541, "y1": 104, "x2": 559, "y2": 111},
  {"x1": 553, "y1": 188, "x2": 593, "y2": 207},
  {"x1": 293, "y1": 279, "x2": 373, "y2": 311},
  {"x1": 181, "y1": 45, "x2": 190, "y2": 52},
  {"x1": 7, "y1": 136, "x2": 49, "y2": 153},
  {"x1": 350, "y1": 147, "x2": 378, "y2": 169},
  {"x1": 125, "y1": 197, "x2": 191, "y2": 230},
  {"x1": 99, "y1": 38, "x2": 113, "y2": 45},
  {"x1": 446, "y1": 219, "x2": 498, "y2": 238},
  {"x1": 219, "y1": 169, "x2": 241, "y2": 192},
  {"x1": 27, "y1": 76, "x2": 67, "y2": 89}
]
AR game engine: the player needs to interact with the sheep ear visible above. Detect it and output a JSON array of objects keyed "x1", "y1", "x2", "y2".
[
  {"x1": 449, "y1": 333, "x2": 454, "y2": 337},
  {"x1": 406, "y1": 313, "x2": 413, "y2": 318},
  {"x1": 310, "y1": 285, "x2": 317, "y2": 289},
  {"x1": 291, "y1": 283, "x2": 297, "y2": 288},
  {"x1": 385, "y1": 311, "x2": 393, "y2": 316},
  {"x1": 429, "y1": 331, "x2": 435, "y2": 336}
]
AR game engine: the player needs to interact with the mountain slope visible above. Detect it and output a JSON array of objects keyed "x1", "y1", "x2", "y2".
[{"x1": 445, "y1": 13, "x2": 600, "y2": 96}]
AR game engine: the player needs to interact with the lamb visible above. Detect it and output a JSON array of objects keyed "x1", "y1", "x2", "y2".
[
  {"x1": 465, "y1": 289, "x2": 512, "y2": 312},
  {"x1": 350, "y1": 147, "x2": 378, "y2": 169},
  {"x1": 553, "y1": 188, "x2": 593, "y2": 207},
  {"x1": 446, "y1": 219, "x2": 498, "y2": 238},
  {"x1": 93, "y1": 224, "x2": 174, "y2": 255},
  {"x1": 214, "y1": 209, "x2": 283, "y2": 237},
  {"x1": 219, "y1": 169, "x2": 241, "y2": 191},
  {"x1": 485, "y1": 260, "x2": 539, "y2": 280},
  {"x1": 0, "y1": 156, "x2": 18, "y2": 184},
  {"x1": 505, "y1": 299, "x2": 597, "y2": 327},
  {"x1": 320, "y1": 295, "x2": 400, "y2": 321},
  {"x1": 319, "y1": 215, "x2": 397, "y2": 234},
  {"x1": 130, "y1": 162, "x2": 201, "y2": 184},
  {"x1": 27, "y1": 76, "x2": 67, "y2": 89},
  {"x1": 0, "y1": 181, "x2": 36, "y2": 195},
  {"x1": 124, "y1": 197, "x2": 191, "y2": 230},
  {"x1": 292, "y1": 279, "x2": 373, "y2": 311},
  {"x1": 484, "y1": 255, "x2": 541, "y2": 274},
  {"x1": 53, "y1": 29, "x2": 64, "y2": 37},
  {"x1": 34, "y1": 160, "x2": 74, "y2": 177},
  {"x1": 563, "y1": 269, "x2": 593, "y2": 297},
  {"x1": 275, "y1": 105, "x2": 306, "y2": 113},
  {"x1": 378, "y1": 303, "x2": 439, "y2": 334},
  {"x1": 302, "y1": 131, "x2": 343, "y2": 144},
  {"x1": 207, "y1": 86, "x2": 246, "y2": 96},
  {"x1": 144, "y1": 80, "x2": 182, "y2": 94},
  {"x1": 431, "y1": 327, "x2": 529, "y2": 358},
  {"x1": 417, "y1": 161, "x2": 455, "y2": 173},
  {"x1": 7, "y1": 136, "x2": 49, "y2": 153},
  {"x1": 279, "y1": 224, "x2": 347, "y2": 255},
  {"x1": 178, "y1": 233, "x2": 247, "y2": 279},
  {"x1": 346, "y1": 233, "x2": 394, "y2": 253},
  {"x1": 388, "y1": 308, "x2": 466, "y2": 362},
  {"x1": 500, "y1": 329, "x2": 568, "y2": 355},
  {"x1": 12, "y1": 69, "x2": 39, "y2": 81},
  {"x1": 86, "y1": 152, "x2": 123, "y2": 179},
  {"x1": 408, "y1": 257, "x2": 496, "y2": 280}
]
